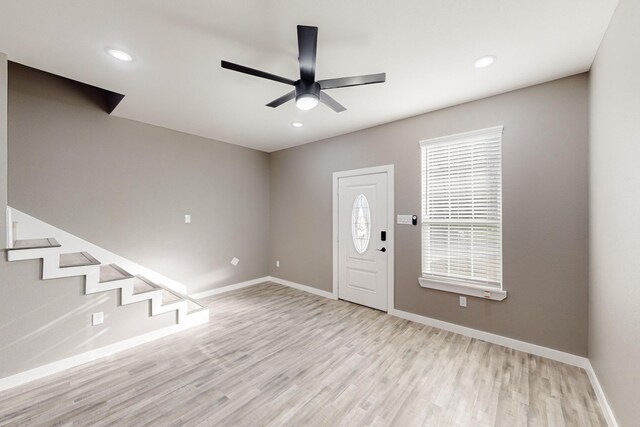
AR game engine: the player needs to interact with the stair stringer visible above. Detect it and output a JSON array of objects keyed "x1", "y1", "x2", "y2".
[
  {"x1": 8, "y1": 207, "x2": 188, "y2": 295},
  {"x1": 7, "y1": 246, "x2": 209, "y2": 328}
]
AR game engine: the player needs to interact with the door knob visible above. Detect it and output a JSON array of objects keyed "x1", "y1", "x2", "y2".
[{"x1": 376, "y1": 247, "x2": 386, "y2": 252}]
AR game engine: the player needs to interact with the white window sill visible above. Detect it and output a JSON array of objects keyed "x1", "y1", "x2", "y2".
[{"x1": 418, "y1": 277, "x2": 507, "y2": 301}]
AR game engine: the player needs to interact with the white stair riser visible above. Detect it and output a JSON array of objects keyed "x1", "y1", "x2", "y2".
[
  {"x1": 10, "y1": 208, "x2": 188, "y2": 295},
  {"x1": 7, "y1": 248, "x2": 209, "y2": 325},
  {"x1": 86, "y1": 277, "x2": 137, "y2": 294},
  {"x1": 7, "y1": 206, "x2": 210, "y2": 326}
]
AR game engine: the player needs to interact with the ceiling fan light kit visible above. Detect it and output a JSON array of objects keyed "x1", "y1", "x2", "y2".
[
  {"x1": 221, "y1": 25, "x2": 386, "y2": 113},
  {"x1": 295, "y1": 80, "x2": 321, "y2": 110},
  {"x1": 296, "y1": 93, "x2": 319, "y2": 110}
]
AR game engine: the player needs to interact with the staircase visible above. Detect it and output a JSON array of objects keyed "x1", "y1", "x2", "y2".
[{"x1": 6, "y1": 214, "x2": 209, "y2": 328}]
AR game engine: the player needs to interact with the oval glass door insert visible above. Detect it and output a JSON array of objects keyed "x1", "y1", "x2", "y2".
[{"x1": 351, "y1": 194, "x2": 371, "y2": 254}]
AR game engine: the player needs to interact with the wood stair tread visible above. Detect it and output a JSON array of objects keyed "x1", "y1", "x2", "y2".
[
  {"x1": 6, "y1": 220, "x2": 208, "y2": 327},
  {"x1": 9, "y1": 238, "x2": 61, "y2": 250},
  {"x1": 139, "y1": 276, "x2": 201, "y2": 305},
  {"x1": 159, "y1": 289, "x2": 181, "y2": 304},
  {"x1": 136, "y1": 276, "x2": 180, "y2": 303},
  {"x1": 131, "y1": 278, "x2": 157, "y2": 295},
  {"x1": 187, "y1": 301, "x2": 207, "y2": 314},
  {"x1": 59, "y1": 252, "x2": 100, "y2": 268},
  {"x1": 136, "y1": 276, "x2": 198, "y2": 307},
  {"x1": 99, "y1": 264, "x2": 134, "y2": 283}
]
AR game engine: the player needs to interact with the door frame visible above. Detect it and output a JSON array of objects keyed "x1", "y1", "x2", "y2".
[{"x1": 332, "y1": 165, "x2": 395, "y2": 312}]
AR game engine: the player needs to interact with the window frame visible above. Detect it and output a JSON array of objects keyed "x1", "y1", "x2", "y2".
[{"x1": 418, "y1": 126, "x2": 507, "y2": 301}]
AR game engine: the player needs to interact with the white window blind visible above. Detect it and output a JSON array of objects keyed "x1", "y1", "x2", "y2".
[{"x1": 420, "y1": 126, "x2": 503, "y2": 290}]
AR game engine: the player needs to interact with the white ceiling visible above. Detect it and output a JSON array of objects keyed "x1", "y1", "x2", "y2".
[{"x1": 0, "y1": 0, "x2": 618, "y2": 152}]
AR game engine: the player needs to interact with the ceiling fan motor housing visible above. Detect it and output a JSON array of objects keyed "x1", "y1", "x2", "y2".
[{"x1": 295, "y1": 80, "x2": 321, "y2": 101}]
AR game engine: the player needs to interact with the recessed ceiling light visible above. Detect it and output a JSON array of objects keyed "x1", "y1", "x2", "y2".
[
  {"x1": 474, "y1": 55, "x2": 496, "y2": 69},
  {"x1": 106, "y1": 48, "x2": 133, "y2": 62},
  {"x1": 291, "y1": 122, "x2": 303, "y2": 128}
]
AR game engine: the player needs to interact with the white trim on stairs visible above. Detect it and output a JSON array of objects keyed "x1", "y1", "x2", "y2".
[
  {"x1": 6, "y1": 219, "x2": 209, "y2": 328},
  {"x1": 0, "y1": 323, "x2": 198, "y2": 393},
  {"x1": 1, "y1": 207, "x2": 211, "y2": 393},
  {"x1": 9, "y1": 207, "x2": 188, "y2": 294}
]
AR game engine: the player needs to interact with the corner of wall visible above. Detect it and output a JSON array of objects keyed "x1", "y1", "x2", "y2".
[
  {"x1": 0, "y1": 52, "x2": 8, "y2": 245},
  {"x1": 587, "y1": 0, "x2": 640, "y2": 424}
]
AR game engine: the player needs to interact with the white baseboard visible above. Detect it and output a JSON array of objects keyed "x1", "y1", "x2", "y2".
[
  {"x1": 189, "y1": 276, "x2": 271, "y2": 299},
  {"x1": 190, "y1": 275, "x2": 337, "y2": 301},
  {"x1": 584, "y1": 361, "x2": 619, "y2": 427},
  {"x1": 263, "y1": 277, "x2": 589, "y2": 369},
  {"x1": 1, "y1": 273, "x2": 617, "y2": 427},
  {"x1": 0, "y1": 276, "x2": 329, "y2": 392},
  {"x1": 268, "y1": 276, "x2": 338, "y2": 300},
  {"x1": 0, "y1": 323, "x2": 197, "y2": 393},
  {"x1": 389, "y1": 308, "x2": 588, "y2": 368},
  {"x1": 390, "y1": 309, "x2": 618, "y2": 426},
  {"x1": 263, "y1": 277, "x2": 617, "y2": 427}
]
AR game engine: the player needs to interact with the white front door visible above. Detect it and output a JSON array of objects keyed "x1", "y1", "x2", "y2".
[{"x1": 338, "y1": 172, "x2": 389, "y2": 311}]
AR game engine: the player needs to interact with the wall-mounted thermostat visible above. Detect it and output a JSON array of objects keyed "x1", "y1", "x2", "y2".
[{"x1": 397, "y1": 215, "x2": 418, "y2": 225}]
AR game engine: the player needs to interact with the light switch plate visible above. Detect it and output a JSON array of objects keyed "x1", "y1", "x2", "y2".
[
  {"x1": 184, "y1": 214, "x2": 191, "y2": 224},
  {"x1": 92, "y1": 312, "x2": 104, "y2": 326},
  {"x1": 230, "y1": 257, "x2": 240, "y2": 266},
  {"x1": 276, "y1": 260, "x2": 280, "y2": 267},
  {"x1": 459, "y1": 296, "x2": 467, "y2": 308},
  {"x1": 397, "y1": 214, "x2": 414, "y2": 225}
]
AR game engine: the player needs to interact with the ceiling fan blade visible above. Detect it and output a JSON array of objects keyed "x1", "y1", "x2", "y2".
[
  {"x1": 320, "y1": 92, "x2": 346, "y2": 113},
  {"x1": 266, "y1": 90, "x2": 296, "y2": 108},
  {"x1": 297, "y1": 25, "x2": 318, "y2": 82},
  {"x1": 318, "y1": 73, "x2": 386, "y2": 90},
  {"x1": 221, "y1": 60, "x2": 295, "y2": 86}
]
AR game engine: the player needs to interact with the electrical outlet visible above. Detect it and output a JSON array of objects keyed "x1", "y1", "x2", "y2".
[
  {"x1": 92, "y1": 312, "x2": 104, "y2": 326},
  {"x1": 459, "y1": 296, "x2": 467, "y2": 308},
  {"x1": 230, "y1": 257, "x2": 239, "y2": 266},
  {"x1": 276, "y1": 260, "x2": 280, "y2": 267},
  {"x1": 184, "y1": 214, "x2": 192, "y2": 224}
]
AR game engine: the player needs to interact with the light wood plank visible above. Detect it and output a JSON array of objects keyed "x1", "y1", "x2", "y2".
[{"x1": 0, "y1": 283, "x2": 605, "y2": 426}]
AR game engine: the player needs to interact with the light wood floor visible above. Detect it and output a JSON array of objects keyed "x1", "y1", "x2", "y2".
[{"x1": 0, "y1": 283, "x2": 605, "y2": 426}]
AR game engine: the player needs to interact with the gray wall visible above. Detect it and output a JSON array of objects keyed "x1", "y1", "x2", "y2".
[
  {"x1": 270, "y1": 74, "x2": 589, "y2": 356},
  {"x1": 0, "y1": 53, "x2": 595, "y2": 383},
  {"x1": 589, "y1": 0, "x2": 640, "y2": 424},
  {"x1": 0, "y1": 62, "x2": 270, "y2": 380},
  {"x1": 1, "y1": 57, "x2": 170, "y2": 380},
  {"x1": 0, "y1": 262, "x2": 177, "y2": 379},
  {"x1": 8, "y1": 63, "x2": 270, "y2": 295}
]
